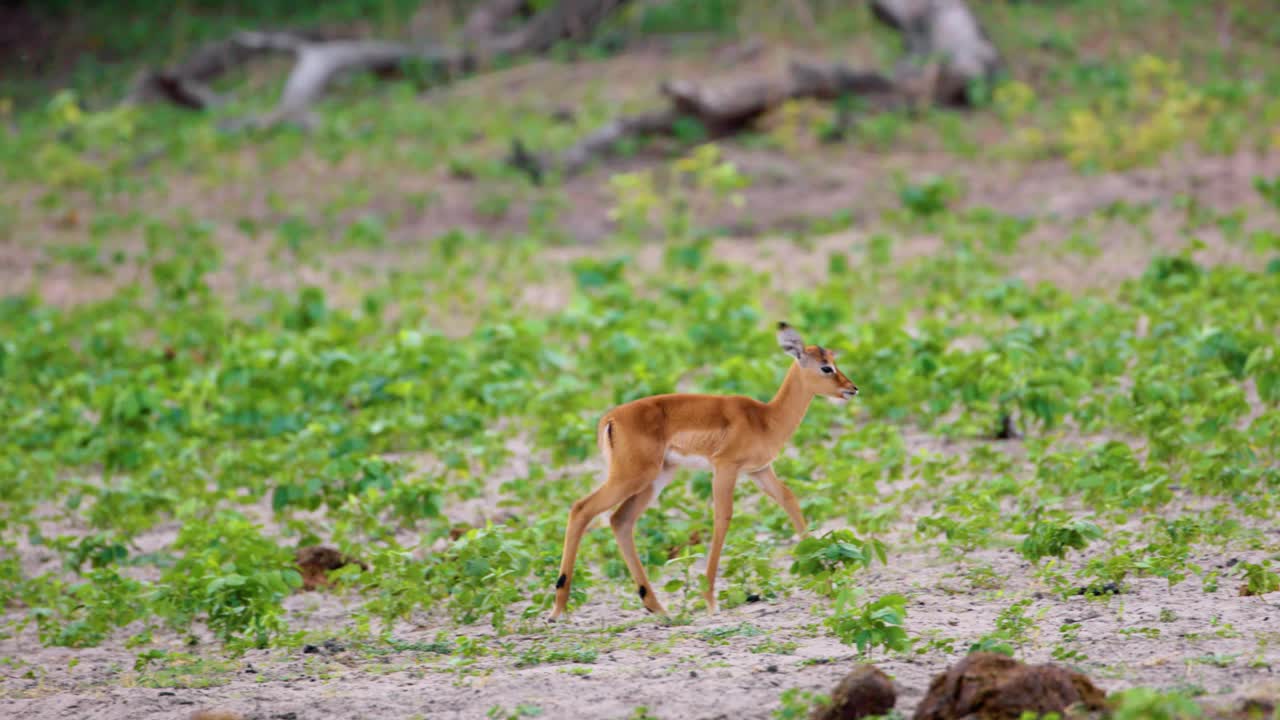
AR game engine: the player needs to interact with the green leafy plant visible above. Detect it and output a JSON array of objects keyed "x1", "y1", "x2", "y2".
[
  {"x1": 1019, "y1": 515, "x2": 1104, "y2": 563},
  {"x1": 153, "y1": 511, "x2": 301, "y2": 648},
  {"x1": 825, "y1": 586, "x2": 911, "y2": 656},
  {"x1": 970, "y1": 598, "x2": 1039, "y2": 655},
  {"x1": 1255, "y1": 175, "x2": 1280, "y2": 212},
  {"x1": 773, "y1": 687, "x2": 831, "y2": 720},
  {"x1": 1237, "y1": 560, "x2": 1280, "y2": 597},
  {"x1": 790, "y1": 529, "x2": 887, "y2": 596},
  {"x1": 897, "y1": 175, "x2": 961, "y2": 217},
  {"x1": 1106, "y1": 687, "x2": 1204, "y2": 719}
]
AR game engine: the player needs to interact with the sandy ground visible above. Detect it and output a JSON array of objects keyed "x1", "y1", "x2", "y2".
[
  {"x1": 4, "y1": 428, "x2": 1279, "y2": 720},
  {"x1": 4, "y1": 576, "x2": 1278, "y2": 720},
  {"x1": 4, "y1": 531, "x2": 1279, "y2": 720}
]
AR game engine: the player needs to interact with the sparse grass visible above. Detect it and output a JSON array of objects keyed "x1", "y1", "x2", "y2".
[{"x1": 133, "y1": 652, "x2": 238, "y2": 689}]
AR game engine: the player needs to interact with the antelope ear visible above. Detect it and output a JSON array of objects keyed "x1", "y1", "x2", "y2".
[{"x1": 776, "y1": 322, "x2": 805, "y2": 361}]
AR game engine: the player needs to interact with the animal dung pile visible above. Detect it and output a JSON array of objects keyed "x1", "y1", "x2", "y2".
[
  {"x1": 912, "y1": 652, "x2": 1107, "y2": 720},
  {"x1": 294, "y1": 545, "x2": 366, "y2": 591},
  {"x1": 811, "y1": 665, "x2": 898, "y2": 720},
  {"x1": 817, "y1": 653, "x2": 1110, "y2": 720}
]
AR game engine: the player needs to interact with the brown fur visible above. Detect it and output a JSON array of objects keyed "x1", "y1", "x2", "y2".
[
  {"x1": 549, "y1": 322, "x2": 858, "y2": 620},
  {"x1": 913, "y1": 652, "x2": 1107, "y2": 720},
  {"x1": 812, "y1": 665, "x2": 897, "y2": 720}
]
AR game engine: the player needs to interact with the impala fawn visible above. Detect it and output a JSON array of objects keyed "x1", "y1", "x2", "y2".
[{"x1": 548, "y1": 322, "x2": 858, "y2": 620}]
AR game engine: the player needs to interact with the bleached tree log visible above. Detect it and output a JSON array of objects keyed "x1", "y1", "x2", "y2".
[
  {"x1": 127, "y1": 30, "x2": 316, "y2": 110},
  {"x1": 126, "y1": 0, "x2": 635, "y2": 128},
  {"x1": 513, "y1": 60, "x2": 901, "y2": 179}
]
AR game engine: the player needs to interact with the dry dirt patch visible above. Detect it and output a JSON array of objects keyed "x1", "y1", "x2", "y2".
[{"x1": 4, "y1": 429, "x2": 1279, "y2": 720}]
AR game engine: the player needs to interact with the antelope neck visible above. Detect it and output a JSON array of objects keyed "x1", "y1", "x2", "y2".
[{"x1": 765, "y1": 362, "x2": 814, "y2": 442}]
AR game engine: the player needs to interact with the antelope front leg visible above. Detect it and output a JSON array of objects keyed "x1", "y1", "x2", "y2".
[
  {"x1": 749, "y1": 465, "x2": 808, "y2": 539},
  {"x1": 703, "y1": 463, "x2": 741, "y2": 614}
]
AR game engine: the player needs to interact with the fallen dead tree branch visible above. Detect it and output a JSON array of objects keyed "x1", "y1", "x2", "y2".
[
  {"x1": 509, "y1": 109, "x2": 681, "y2": 182},
  {"x1": 126, "y1": 0, "x2": 634, "y2": 129},
  {"x1": 510, "y1": 61, "x2": 900, "y2": 179},
  {"x1": 127, "y1": 30, "x2": 318, "y2": 111},
  {"x1": 511, "y1": 0, "x2": 1002, "y2": 179},
  {"x1": 127, "y1": 30, "x2": 465, "y2": 128}
]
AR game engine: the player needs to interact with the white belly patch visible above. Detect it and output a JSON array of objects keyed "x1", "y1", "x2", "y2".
[
  {"x1": 664, "y1": 449, "x2": 714, "y2": 472},
  {"x1": 652, "y1": 469, "x2": 674, "y2": 497}
]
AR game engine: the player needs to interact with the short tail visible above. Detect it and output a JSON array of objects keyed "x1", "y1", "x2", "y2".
[{"x1": 597, "y1": 415, "x2": 615, "y2": 465}]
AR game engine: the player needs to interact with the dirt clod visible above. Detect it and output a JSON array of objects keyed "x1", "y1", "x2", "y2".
[
  {"x1": 1207, "y1": 680, "x2": 1280, "y2": 720},
  {"x1": 912, "y1": 652, "x2": 1107, "y2": 720},
  {"x1": 812, "y1": 665, "x2": 897, "y2": 720},
  {"x1": 994, "y1": 413, "x2": 1019, "y2": 440},
  {"x1": 302, "y1": 638, "x2": 346, "y2": 656},
  {"x1": 1204, "y1": 692, "x2": 1280, "y2": 720},
  {"x1": 295, "y1": 545, "x2": 366, "y2": 591},
  {"x1": 1229, "y1": 698, "x2": 1277, "y2": 719},
  {"x1": 1074, "y1": 581, "x2": 1122, "y2": 597},
  {"x1": 1238, "y1": 582, "x2": 1279, "y2": 597}
]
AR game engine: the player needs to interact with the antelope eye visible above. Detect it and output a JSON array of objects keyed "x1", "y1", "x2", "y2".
[{"x1": 820, "y1": 366, "x2": 834, "y2": 374}]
